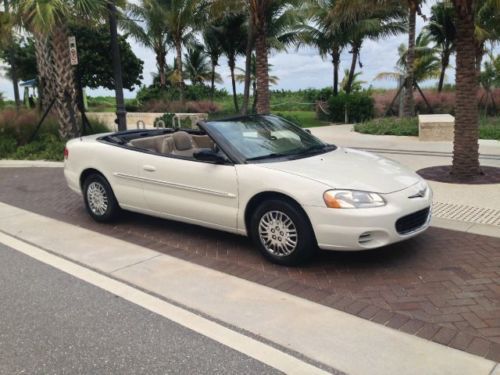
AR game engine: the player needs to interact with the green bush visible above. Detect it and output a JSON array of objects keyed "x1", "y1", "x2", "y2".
[
  {"x1": 354, "y1": 117, "x2": 418, "y2": 136},
  {"x1": 327, "y1": 92, "x2": 375, "y2": 123},
  {"x1": 0, "y1": 136, "x2": 17, "y2": 158},
  {"x1": 137, "y1": 84, "x2": 228, "y2": 105}
]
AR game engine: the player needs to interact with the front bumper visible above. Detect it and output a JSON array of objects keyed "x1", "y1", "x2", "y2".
[{"x1": 305, "y1": 185, "x2": 433, "y2": 251}]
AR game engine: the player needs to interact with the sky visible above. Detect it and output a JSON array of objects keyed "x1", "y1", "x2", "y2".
[{"x1": 1, "y1": 2, "x2": 439, "y2": 100}]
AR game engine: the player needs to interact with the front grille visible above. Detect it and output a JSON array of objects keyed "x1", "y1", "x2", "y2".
[{"x1": 395, "y1": 207, "x2": 431, "y2": 235}]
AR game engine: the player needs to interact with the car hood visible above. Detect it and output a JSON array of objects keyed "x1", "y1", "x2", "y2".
[{"x1": 259, "y1": 147, "x2": 421, "y2": 194}]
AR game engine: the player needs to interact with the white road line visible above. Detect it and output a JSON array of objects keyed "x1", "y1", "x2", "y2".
[{"x1": 0, "y1": 231, "x2": 329, "y2": 375}]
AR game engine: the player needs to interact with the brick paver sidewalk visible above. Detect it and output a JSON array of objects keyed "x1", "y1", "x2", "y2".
[{"x1": 1, "y1": 167, "x2": 499, "y2": 361}]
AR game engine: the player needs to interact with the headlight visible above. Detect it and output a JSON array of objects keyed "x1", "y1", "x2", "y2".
[{"x1": 323, "y1": 190, "x2": 386, "y2": 209}]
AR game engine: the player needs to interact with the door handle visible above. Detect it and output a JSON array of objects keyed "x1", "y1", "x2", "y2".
[{"x1": 143, "y1": 165, "x2": 156, "y2": 172}]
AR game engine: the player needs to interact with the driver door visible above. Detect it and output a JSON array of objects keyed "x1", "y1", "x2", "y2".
[{"x1": 138, "y1": 152, "x2": 239, "y2": 232}]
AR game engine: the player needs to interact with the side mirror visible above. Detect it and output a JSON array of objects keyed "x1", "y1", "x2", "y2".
[
  {"x1": 304, "y1": 129, "x2": 312, "y2": 134},
  {"x1": 193, "y1": 149, "x2": 227, "y2": 164}
]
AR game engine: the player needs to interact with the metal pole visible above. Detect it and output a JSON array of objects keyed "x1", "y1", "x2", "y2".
[
  {"x1": 3, "y1": 0, "x2": 20, "y2": 110},
  {"x1": 107, "y1": 0, "x2": 127, "y2": 131}
]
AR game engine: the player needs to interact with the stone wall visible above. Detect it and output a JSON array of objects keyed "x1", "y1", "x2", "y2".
[
  {"x1": 418, "y1": 114, "x2": 455, "y2": 142},
  {"x1": 87, "y1": 112, "x2": 208, "y2": 131}
]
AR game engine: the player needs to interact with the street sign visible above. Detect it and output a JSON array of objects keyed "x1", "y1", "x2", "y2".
[{"x1": 68, "y1": 36, "x2": 78, "y2": 66}]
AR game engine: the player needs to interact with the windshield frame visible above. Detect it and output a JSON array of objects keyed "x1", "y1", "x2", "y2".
[{"x1": 199, "y1": 115, "x2": 337, "y2": 164}]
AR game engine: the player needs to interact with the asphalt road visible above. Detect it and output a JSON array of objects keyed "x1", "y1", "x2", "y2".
[{"x1": 0, "y1": 243, "x2": 281, "y2": 374}]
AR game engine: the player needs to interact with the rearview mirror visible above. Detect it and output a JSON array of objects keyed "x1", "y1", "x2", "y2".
[{"x1": 193, "y1": 149, "x2": 226, "y2": 164}]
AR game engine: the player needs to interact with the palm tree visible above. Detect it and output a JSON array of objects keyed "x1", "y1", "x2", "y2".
[
  {"x1": 124, "y1": 0, "x2": 171, "y2": 88},
  {"x1": 216, "y1": 12, "x2": 247, "y2": 112},
  {"x1": 450, "y1": 0, "x2": 484, "y2": 178},
  {"x1": 347, "y1": 6, "x2": 406, "y2": 94},
  {"x1": 247, "y1": 0, "x2": 298, "y2": 114},
  {"x1": 184, "y1": 45, "x2": 221, "y2": 85},
  {"x1": 235, "y1": 53, "x2": 278, "y2": 112},
  {"x1": 474, "y1": 0, "x2": 500, "y2": 77},
  {"x1": 202, "y1": 24, "x2": 223, "y2": 100},
  {"x1": 162, "y1": 0, "x2": 201, "y2": 101},
  {"x1": 15, "y1": 0, "x2": 105, "y2": 139},
  {"x1": 297, "y1": 0, "x2": 348, "y2": 96},
  {"x1": 340, "y1": 69, "x2": 366, "y2": 92},
  {"x1": 425, "y1": 2, "x2": 456, "y2": 92}
]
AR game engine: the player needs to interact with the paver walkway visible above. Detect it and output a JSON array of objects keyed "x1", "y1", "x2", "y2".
[{"x1": 0, "y1": 167, "x2": 499, "y2": 361}]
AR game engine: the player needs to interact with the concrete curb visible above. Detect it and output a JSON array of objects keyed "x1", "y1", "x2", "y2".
[{"x1": 0, "y1": 160, "x2": 63, "y2": 168}]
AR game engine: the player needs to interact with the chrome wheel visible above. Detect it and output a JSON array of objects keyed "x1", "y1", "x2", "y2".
[
  {"x1": 258, "y1": 210, "x2": 298, "y2": 256},
  {"x1": 87, "y1": 182, "x2": 108, "y2": 216}
]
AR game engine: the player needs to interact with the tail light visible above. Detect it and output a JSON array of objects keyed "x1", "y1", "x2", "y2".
[{"x1": 64, "y1": 147, "x2": 69, "y2": 160}]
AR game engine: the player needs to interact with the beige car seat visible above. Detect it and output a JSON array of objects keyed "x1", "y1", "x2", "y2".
[{"x1": 171, "y1": 131, "x2": 198, "y2": 157}]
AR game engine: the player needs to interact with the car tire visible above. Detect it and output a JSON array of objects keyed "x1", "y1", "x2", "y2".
[
  {"x1": 83, "y1": 173, "x2": 120, "y2": 222},
  {"x1": 250, "y1": 199, "x2": 316, "y2": 266}
]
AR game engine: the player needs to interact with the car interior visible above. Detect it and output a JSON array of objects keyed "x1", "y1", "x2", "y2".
[{"x1": 128, "y1": 131, "x2": 215, "y2": 158}]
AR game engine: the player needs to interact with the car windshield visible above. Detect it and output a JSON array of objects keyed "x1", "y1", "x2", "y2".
[{"x1": 204, "y1": 115, "x2": 335, "y2": 162}]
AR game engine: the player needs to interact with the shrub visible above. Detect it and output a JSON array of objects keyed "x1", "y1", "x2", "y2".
[
  {"x1": 354, "y1": 117, "x2": 418, "y2": 136},
  {"x1": 136, "y1": 84, "x2": 228, "y2": 106},
  {"x1": 327, "y1": 92, "x2": 374, "y2": 123},
  {"x1": 141, "y1": 99, "x2": 221, "y2": 114},
  {"x1": 0, "y1": 136, "x2": 17, "y2": 158}
]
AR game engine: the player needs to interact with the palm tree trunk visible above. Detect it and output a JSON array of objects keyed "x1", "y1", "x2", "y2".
[
  {"x1": 210, "y1": 59, "x2": 216, "y2": 102},
  {"x1": 331, "y1": 47, "x2": 340, "y2": 96},
  {"x1": 33, "y1": 33, "x2": 54, "y2": 112},
  {"x1": 475, "y1": 42, "x2": 484, "y2": 79},
  {"x1": 175, "y1": 38, "x2": 184, "y2": 102},
  {"x1": 345, "y1": 45, "x2": 359, "y2": 94},
  {"x1": 241, "y1": 21, "x2": 254, "y2": 115},
  {"x1": 403, "y1": 5, "x2": 416, "y2": 117},
  {"x1": 252, "y1": 80, "x2": 257, "y2": 113},
  {"x1": 254, "y1": 18, "x2": 270, "y2": 114},
  {"x1": 438, "y1": 50, "x2": 450, "y2": 92},
  {"x1": 229, "y1": 56, "x2": 239, "y2": 112},
  {"x1": 451, "y1": 2, "x2": 480, "y2": 178},
  {"x1": 157, "y1": 48, "x2": 166, "y2": 87},
  {"x1": 51, "y1": 24, "x2": 79, "y2": 139}
]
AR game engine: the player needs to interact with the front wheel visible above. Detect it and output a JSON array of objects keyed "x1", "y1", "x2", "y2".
[
  {"x1": 250, "y1": 199, "x2": 316, "y2": 266},
  {"x1": 83, "y1": 173, "x2": 120, "y2": 222}
]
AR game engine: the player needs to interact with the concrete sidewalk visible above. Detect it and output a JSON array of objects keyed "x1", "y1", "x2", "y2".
[
  {"x1": 0, "y1": 202, "x2": 497, "y2": 375},
  {"x1": 310, "y1": 124, "x2": 500, "y2": 157}
]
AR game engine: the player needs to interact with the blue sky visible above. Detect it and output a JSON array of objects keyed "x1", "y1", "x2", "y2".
[{"x1": 1, "y1": 2, "x2": 439, "y2": 100}]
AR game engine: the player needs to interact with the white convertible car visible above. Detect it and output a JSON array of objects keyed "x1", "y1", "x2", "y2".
[{"x1": 64, "y1": 115, "x2": 432, "y2": 265}]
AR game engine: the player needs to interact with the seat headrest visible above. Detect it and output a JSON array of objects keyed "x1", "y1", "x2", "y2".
[{"x1": 173, "y1": 131, "x2": 192, "y2": 151}]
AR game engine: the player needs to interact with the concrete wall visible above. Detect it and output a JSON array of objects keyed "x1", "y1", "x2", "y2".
[{"x1": 87, "y1": 112, "x2": 208, "y2": 131}]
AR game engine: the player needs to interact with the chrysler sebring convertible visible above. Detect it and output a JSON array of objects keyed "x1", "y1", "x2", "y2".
[{"x1": 64, "y1": 115, "x2": 432, "y2": 265}]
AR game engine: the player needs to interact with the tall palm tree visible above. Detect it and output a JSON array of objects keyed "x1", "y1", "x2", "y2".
[
  {"x1": 248, "y1": 0, "x2": 298, "y2": 114},
  {"x1": 184, "y1": 45, "x2": 221, "y2": 85},
  {"x1": 425, "y1": 2, "x2": 456, "y2": 92},
  {"x1": 162, "y1": 0, "x2": 201, "y2": 101},
  {"x1": 202, "y1": 24, "x2": 223, "y2": 100},
  {"x1": 15, "y1": 0, "x2": 105, "y2": 139},
  {"x1": 216, "y1": 12, "x2": 247, "y2": 112},
  {"x1": 124, "y1": 0, "x2": 171, "y2": 88},
  {"x1": 450, "y1": 0, "x2": 499, "y2": 178},
  {"x1": 235, "y1": 53, "x2": 278, "y2": 112},
  {"x1": 345, "y1": 4, "x2": 406, "y2": 94},
  {"x1": 474, "y1": 0, "x2": 500, "y2": 77},
  {"x1": 296, "y1": 0, "x2": 348, "y2": 96}
]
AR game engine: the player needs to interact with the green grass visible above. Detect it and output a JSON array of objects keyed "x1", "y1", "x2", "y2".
[
  {"x1": 354, "y1": 116, "x2": 500, "y2": 140},
  {"x1": 273, "y1": 111, "x2": 329, "y2": 128}
]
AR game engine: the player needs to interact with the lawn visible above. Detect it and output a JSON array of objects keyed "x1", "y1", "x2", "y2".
[{"x1": 354, "y1": 116, "x2": 500, "y2": 141}]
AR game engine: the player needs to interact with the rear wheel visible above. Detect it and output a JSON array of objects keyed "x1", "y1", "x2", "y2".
[
  {"x1": 250, "y1": 199, "x2": 316, "y2": 266},
  {"x1": 83, "y1": 173, "x2": 120, "y2": 222}
]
